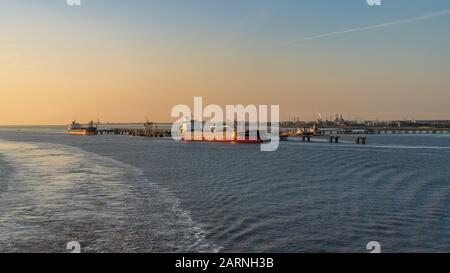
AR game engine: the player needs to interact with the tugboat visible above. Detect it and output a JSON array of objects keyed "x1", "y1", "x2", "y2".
[{"x1": 68, "y1": 121, "x2": 97, "y2": 135}]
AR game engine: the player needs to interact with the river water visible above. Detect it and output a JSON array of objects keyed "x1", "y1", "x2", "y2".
[{"x1": 0, "y1": 126, "x2": 449, "y2": 252}]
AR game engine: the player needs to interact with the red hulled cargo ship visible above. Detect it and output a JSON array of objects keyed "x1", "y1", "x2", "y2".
[{"x1": 179, "y1": 119, "x2": 264, "y2": 143}]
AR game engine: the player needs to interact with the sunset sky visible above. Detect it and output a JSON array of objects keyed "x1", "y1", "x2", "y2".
[{"x1": 1, "y1": 0, "x2": 450, "y2": 125}]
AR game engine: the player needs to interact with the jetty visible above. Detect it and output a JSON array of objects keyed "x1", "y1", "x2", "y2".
[
  {"x1": 80, "y1": 118, "x2": 450, "y2": 146},
  {"x1": 97, "y1": 122, "x2": 171, "y2": 137},
  {"x1": 97, "y1": 128, "x2": 171, "y2": 137},
  {"x1": 281, "y1": 132, "x2": 368, "y2": 145},
  {"x1": 364, "y1": 127, "x2": 450, "y2": 134}
]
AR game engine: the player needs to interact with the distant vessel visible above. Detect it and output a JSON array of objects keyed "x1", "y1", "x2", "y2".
[
  {"x1": 179, "y1": 119, "x2": 264, "y2": 143},
  {"x1": 144, "y1": 118, "x2": 157, "y2": 131},
  {"x1": 68, "y1": 121, "x2": 97, "y2": 135}
]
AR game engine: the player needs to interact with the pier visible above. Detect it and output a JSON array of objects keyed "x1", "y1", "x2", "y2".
[
  {"x1": 310, "y1": 127, "x2": 450, "y2": 135},
  {"x1": 89, "y1": 122, "x2": 450, "y2": 146},
  {"x1": 367, "y1": 128, "x2": 450, "y2": 134},
  {"x1": 356, "y1": 137, "x2": 367, "y2": 144},
  {"x1": 97, "y1": 128, "x2": 171, "y2": 138},
  {"x1": 282, "y1": 133, "x2": 367, "y2": 145}
]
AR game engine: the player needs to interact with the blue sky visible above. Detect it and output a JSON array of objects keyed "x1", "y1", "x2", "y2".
[
  {"x1": 1, "y1": 0, "x2": 450, "y2": 124},
  {"x1": 4, "y1": 0, "x2": 449, "y2": 52}
]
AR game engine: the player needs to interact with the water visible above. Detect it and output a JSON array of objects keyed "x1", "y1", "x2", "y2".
[{"x1": 0, "y1": 126, "x2": 449, "y2": 253}]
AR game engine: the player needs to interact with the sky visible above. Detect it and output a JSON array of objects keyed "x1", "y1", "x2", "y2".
[{"x1": 1, "y1": 0, "x2": 450, "y2": 125}]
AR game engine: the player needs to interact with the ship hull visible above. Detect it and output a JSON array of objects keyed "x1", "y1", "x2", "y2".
[
  {"x1": 68, "y1": 130, "x2": 97, "y2": 136},
  {"x1": 182, "y1": 138, "x2": 263, "y2": 144},
  {"x1": 181, "y1": 132, "x2": 264, "y2": 143}
]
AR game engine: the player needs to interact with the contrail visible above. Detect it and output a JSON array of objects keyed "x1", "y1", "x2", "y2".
[{"x1": 275, "y1": 9, "x2": 450, "y2": 47}]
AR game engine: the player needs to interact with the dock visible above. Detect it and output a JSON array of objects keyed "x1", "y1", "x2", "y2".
[
  {"x1": 282, "y1": 133, "x2": 368, "y2": 145},
  {"x1": 366, "y1": 128, "x2": 450, "y2": 134},
  {"x1": 94, "y1": 123, "x2": 450, "y2": 145},
  {"x1": 97, "y1": 128, "x2": 171, "y2": 137},
  {"x1": 312, "y1": 127, "x2": 450, "y2": 135}
]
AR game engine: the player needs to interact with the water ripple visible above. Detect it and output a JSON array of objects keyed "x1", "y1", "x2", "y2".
[{"x1": 0, "y1": 140, "x2": 220, "y2": 253}]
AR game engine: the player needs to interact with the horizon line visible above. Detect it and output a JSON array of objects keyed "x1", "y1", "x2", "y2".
[{"x1": 2, "y1": 118, "x2": 450, "y2": 127}]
